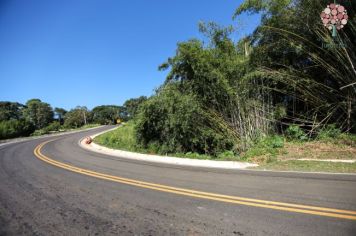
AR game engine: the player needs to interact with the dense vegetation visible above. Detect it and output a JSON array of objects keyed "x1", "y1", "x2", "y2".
[{"x1": 131, "y1": 0, "x2": 355, "y2": 156}]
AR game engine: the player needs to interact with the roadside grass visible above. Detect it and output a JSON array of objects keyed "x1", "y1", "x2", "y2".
[
  {"x1": 244, "y1": 134, "x2": 356, "y2": 173},
  {"x1": 94, "y1": 122, "x2": 356, "y2": 172},
  {"x1": 276, "y1": 141, "x2": 356, "y2": 160},
  {"x1": 94, "y1": 122, "x2": 139, "y2": 152},
  {"x1": 94, "y1": 122, "x2": 241, "y2": 161}
]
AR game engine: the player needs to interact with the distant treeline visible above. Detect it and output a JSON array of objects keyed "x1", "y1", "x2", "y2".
[{"x1": 0, "y1": 96, "x2": 147, "y2": 139}]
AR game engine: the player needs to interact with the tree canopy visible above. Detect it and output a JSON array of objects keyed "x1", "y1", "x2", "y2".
[
  {"x1": 135, "y1": 0, "x2": 355, "y2": 155},
  {"x1": 91, "y1": 105, "x2": 123, "y2": 125},
  {"x1": 123, "y1": 96, "x2": 148, "y2": 119},
  {"x1": 0, "y1": 102, "x2": 25, "y2": 121},
  {"x1": 64, "y1": 106, "x2": 90, "y2": 128},
  {"x1": 23, "y1": 99, "x2": 54, "y2": 129}
]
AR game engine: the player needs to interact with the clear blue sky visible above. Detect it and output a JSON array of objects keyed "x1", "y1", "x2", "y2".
[{"x1": 0, "y1": 0, "x2": 260, "y2": 110}]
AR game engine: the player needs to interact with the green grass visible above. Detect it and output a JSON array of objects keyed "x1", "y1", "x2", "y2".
[
  {"x1": 94, "y1": 122, "x2": 242, "y2": 161},
  {"x1": 319, "y1": 133, "x2": 356, "y2": 147},
  {"x1": 246, "y1": 134, "x2": 356, "y2": 173},
  {"x1": 239, "y1": 135, "x2": 285, "y2": 164},
  {"x1": 94, "y1": 122, "x2": 139, "y2": 152},
  {"x1": 252, "y1": 160, "x2": 356, "y2": 173}
]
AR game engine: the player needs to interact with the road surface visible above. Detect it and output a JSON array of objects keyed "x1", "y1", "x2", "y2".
[{"x1": 1, "y1": 126, "x2": 356, "y2": 235}]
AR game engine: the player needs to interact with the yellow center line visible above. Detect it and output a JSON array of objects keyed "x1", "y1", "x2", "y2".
[{"x1": 34, "y1": 139, "x2": 356, "y2": 221}]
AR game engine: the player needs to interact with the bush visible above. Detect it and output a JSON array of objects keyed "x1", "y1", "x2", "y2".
[
  {"x1": 217, "y1": 150, "x2": 236, "y2": 159},
  {"x1": 0, "y1": 119, "x2": 35, "y2": 139},
  {"x1": 135, "y1": 84, "x2": 234, "y2": 156},
  {"x1": 64, "y1": 107, "x2": 89, "y2": 128},
  {"x1": 44, "y1": 121, "x2": 61, "y2": 132},
  {"x1": 32, "y1": 121, "x2": 62, "y2": 136},
  {"x1": 317, "y1": 124, "x2": 341, "y2": 140},
  {"x1": 262, "y1": 135, "x2": 284, "y2": 148},
  {"x1": 286, "y1": 125, "x2": 307, "y2": 141},
  {"x1": 31, "y1": 129, "x2": 47, "y2": 136},
  {"x1": 241, "y1": 135, "x2": 284, "y2": 163},
  {"x1": 335, "y1": 133, "x2": 356, "y2": 147}
]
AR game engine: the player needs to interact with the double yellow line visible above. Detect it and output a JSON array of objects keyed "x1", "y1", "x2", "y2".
[{"x1": 34, "y1": 139, "x2": 356, "y2": 221}]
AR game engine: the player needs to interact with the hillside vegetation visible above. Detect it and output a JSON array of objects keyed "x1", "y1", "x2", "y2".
[
  {"x1": 95, "y1": 0, "x2": 356, "y2": 171},
  {"x1": 132, "y1": 0, "x2": 355, "y2": 155}
]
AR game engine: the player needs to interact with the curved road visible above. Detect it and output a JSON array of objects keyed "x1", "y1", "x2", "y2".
[{"x1": 1, "y1": 126, "x2": 356, "y2": 235}]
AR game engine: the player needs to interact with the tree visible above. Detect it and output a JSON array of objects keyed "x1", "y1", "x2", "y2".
[
  {"x1": 136, "y1": 84, "x2": 234, "y2": 155},
  {"x1": 233, "y1": 0, "x2": 291, "y2": 17},
  {"x1": 64, "y1": 106, "x2": 90, "y2": 128},
  {"x1": 91, "y1": 105, "x2": 122, "y2": 124},
  {"x1": 233, "y1": 0, "x2": 356, "y2": 132},
  {"x1": 54, "y1": 107, "x2": 67, "y2": 125},
  {"x1": 123, "y1": 96, "x2": 147, "y2": 119},
  {"x1": 0, "y1": 101, "x2": 25, "y2": 121},
  {"x1": 157, "y1": 22, "x2": 272, "y2": 151},
  {"x1": 0, "y1": 119, "x2": 35, "y2": 139},
  {"x1": 23, "y1": 99, "x2": 54, "y2": 129}
]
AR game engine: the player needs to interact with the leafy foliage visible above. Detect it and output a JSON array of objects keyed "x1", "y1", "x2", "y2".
[
  {"x1": 134, "y1": 0, "x2": 355, "y2": 157},
  {"x1": 123, "y1": 96, "x2": 147, "y2": 120},
  {"x1": 0, "y1": 99, "x2": 116, "y2": 139},
  {"x1": 64, "y1": 106, "x2": 90, "y2": 128},
  {"x1": 91, "y1": 105, "x2": 122, "y2": 124},
  {"x1": 135, "y1": 84, "x2": 234, "y2": 155},
  {"x1": 241, "y1": 135, "x2": 284, "y2": 163},
  {"x1": 0, "y1": 102, "x2": 25, "y2": 121},
  {"x1": 286, "y1": 125, "x2": 307, "y2": 141},
  {"x1": 234, "y1": 0, "x2": 291, "y2": 17},
  {"x1": 235, "y1": 0, "x2": 356, "y2": 132},
  {"x1": 146, "y1": 22, "x2": 275, "y2": 153},
  {"x1": 317, "y1": 124, "x2": 342, "y2": 140},
  {"x1": 23, "y1": 99, "x2": 54, "y2": 129},
  {"x1": 32, "y1": 121, "x2": 61, "y2": 136},
  {"x1": 0, "y1": 119, "x2": 35, "y2": 139}
]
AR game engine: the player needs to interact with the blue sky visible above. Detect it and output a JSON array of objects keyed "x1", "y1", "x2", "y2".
[{"x1": 0, "y1": 0, "x2": 260, "y2": 110}]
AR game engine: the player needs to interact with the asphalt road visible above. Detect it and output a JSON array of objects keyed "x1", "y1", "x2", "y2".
[{"x1": 1, "y1": 126, "x2": 356, "y2": 235}]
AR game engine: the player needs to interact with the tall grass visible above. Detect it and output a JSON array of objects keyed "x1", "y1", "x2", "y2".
[{"x1": 94, "y1": 122, "x2": 138, "y2": 152}]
